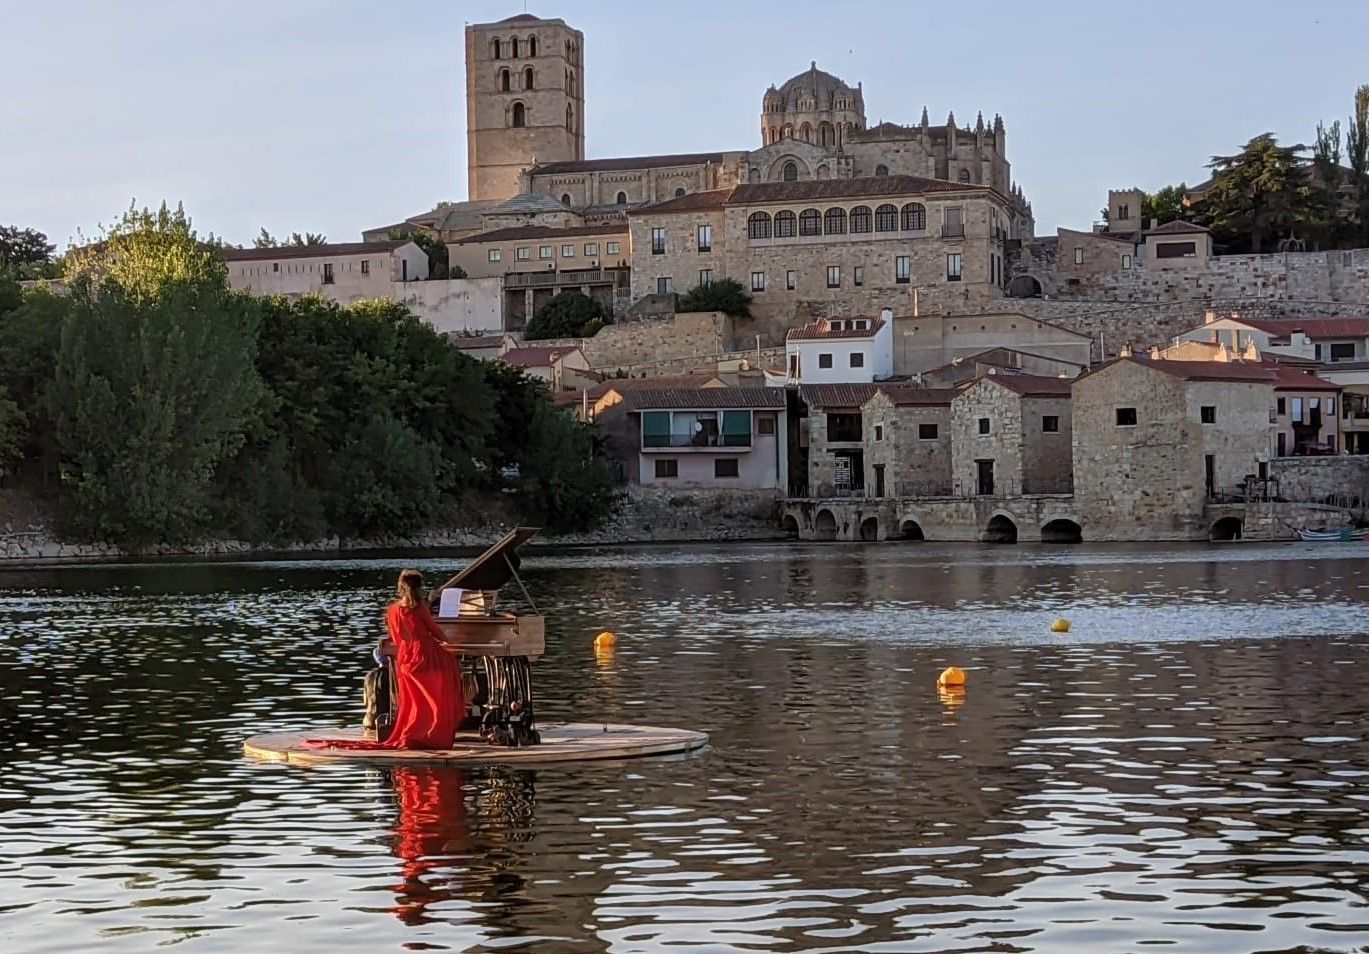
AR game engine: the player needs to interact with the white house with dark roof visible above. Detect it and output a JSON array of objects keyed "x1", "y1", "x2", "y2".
[
  {"x1": 785, "y1": 310, "x2": 894, "y2": 383},
  {"x1": 221, "y1": 241, "x2": 429, "y2": 303},
  {"x1": 627, "y1": 387, "x2": 788, "y2": 490}
]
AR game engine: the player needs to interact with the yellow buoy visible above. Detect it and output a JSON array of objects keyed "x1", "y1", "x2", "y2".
[
  {"x1": 593, "y1": 630, "x2": 617, "y2": 651},
  {"x1": 936, "y1": 666, "x2": 966, "y2": 688},
  {"x1": 938, "y1": 686, "x2": 966, "y2": 709},
  {"x1": 1051, "y1": 618, "x2": 1071, "y2": 633}
]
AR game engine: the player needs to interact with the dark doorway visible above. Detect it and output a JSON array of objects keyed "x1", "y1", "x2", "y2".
[
  {"x1": 1211, "y1": 516, "x2": 1243, "y2": 541},
  {"x1": 976, "y1": 459, "x2": 995, "y2": 496},
  {"x1": 899, "y1": 519, "x2": 925, "y2": 541},
  {"x1": 873, "y1": 464, "x2": 886, "y2": 499},
  {"x1": 983, "y1": 514, "x2": 1017, "y2": 543},
  {"x1": 814, "y1": 509, "x2": 838, "y2": 541},
  {"x1": 1041, "y1": 518, "x2": 1083, "y2": 544},
  {"x1": 781, "y1": 514, "x2": 799, "y2": 538},
  {"x1": 859, "y1": 517, "x2": 879, "y2": 541},
  {"x1": 1204, "y1": 454, "x2": 1215, "y2": 497}
]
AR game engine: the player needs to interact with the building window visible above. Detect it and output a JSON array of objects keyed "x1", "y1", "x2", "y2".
[
  {"x1": 748, "y1": 212, "x2": 772, "y2": 239},
  {"x1": 850, "y1": 206, "x2": 872, "y2": 233},
  {"x1": 511, "y1": 37, "x2": 519, "y2": 57},
  {"x1": 957, "y1": 168, "x2": 971, "y2": 183},
  {"x1": 272, "y1": 262, "x2": 279, "y2": 272},
  {"x1": 697, "y1": 224, "x2": 712, "y2": 251},
  {"x1": 1116, "y1": 407, "x2": 1137, "y2": 427},
  {"x1": 818, "y1": 353, "x2": 833, "y2": 369},
  {"x1": 817, "y1": 208, "x2": 845, "y2": 236},
  {"x1": 854, "y1": 266, "x2": 864, "y2": 286},
  {"x1": 1276, "y1": 397, "x2": 1286, "y2": 415},
  {"x1": 560, "y1": 193, "x2": 571, "y2": 206},
  {"x1": 1074, "y1": 246, "x2": 1084, "y2": 265},
  {"x1": 943, "y1": 207, "x2": 964, "y2": 237},
  {"x1": 616, "y1": 191, "x2": 628, "y2": 205},
  {"x1": 322, "y1": 263, "x2": 335, "y2": 284},
  {"x1": 488, "y1": 249, "x2": 502, "y2": 263},
  {"x1": 902, "y1": 203, "x2": 926, "y2": 231},
  {"x1": 786, "y1": 270, "x2": 796, "y2": 290},
  {"x1": 799, "y1": 208, "x2": 821, "y2": 236},
  {"x1": 651, "y1": 228, "x2": 666, "y2": 254},
  {"x1": 1291, "y1": 397, "x2": 1304, "y2": 423},
  {"x1": 1156, "y1": 241, "x2": 1197, "y2": 259},
  {"x1": 511, "y1": 102, "x2": 526, "y2": 127},
  {"x1": 493, "y1": 38, "x2": 502, "y2": 59},
  {"x1": 528, "y1": 35, "x2": 537, "y2": 56},
  {"x1": 782, "y1": 161, "x2": 798, "y2": 181},
  {"x1": 756, "y1": 415, "x2": 776, "y2": 435},
  {"x1": 1122, "y1": 253, "x2": 1132, "y2": 269},
  {"x1": 516, "y1": 247, "x2": 530, "y2": 260},
  {"x1": 850, "y1": 352, "x2": 864, "y2": 368},
  {"x1": 714, "y1": 458, "x2": 740, "y2": 479},
  {"x1": 918, "y1": 423, "x2": 938, "y2": 440},
  {"x1": 1117, "y1": 203, "x2": 1130, "y2": 220},
  {"x1": 360, "y1": 260, "x2": 370, "y2": 275},
  {"x1": 524, "y1": 67, "x2": 534, "y2": 89},
  {"x1": 895, "y1": 256, "x2": 911, "y2": 284},
  {"x1": 977, "y1": 417, "x2": 990, "y2": 435},
  {"x1": 699, "y1": 269, "x2": 713, "y2": 285},
  {"x1": 774, "y1": 210, "x2": 797, "y2": 238},
  {"x1": 946, "y1": 253, "x2": 963, "y2": 281},
  {"x1": 875, "y1": 204, "x2": 898, "y2": 232},
  {"x1": 827, "y1": 412, "x2": 862, "y2": 441},
  {"x1": 584, "y1": 243, "x2": 598, "y2": 257},
  {"x1": 561, "y1": 244, "x2": 575, "y2": 258},
  {"x1": 654, "y1": 459, "x2": 678, "y2": 479},
  {"x1": 1042, "y1": 415, "x2": 1059, "y2": 433},
  {"x1": 657, "y1": 277, "x2": 674, "y2": 294},
  {"x1": 1200, "y1": 405, "x2": 1216, "y2": 424},
  {"x1": 874, "y1": 424, "x2": 884, "y2": 441},
  {"x1": 675, "y1": 187, "x2": 686, "y2": 198},
  {"x1": 606, "y1": 241, "x2": 621, "y2": 255},
  {"x1": 751, "y1": 271, "x2": 766, "y2": 292},
  {"x1": 874, "y1": 164, "x2": 889, "y2": 177},
  {"x1": 499, "y1": 69, "x2": 511, "y2": 91},
  {"x1": 1330, "y1": 342, "x2": 1356, "y2": 361},
  {"x1": 826, "y1": 265, "x2": 841, "y2": 288}
]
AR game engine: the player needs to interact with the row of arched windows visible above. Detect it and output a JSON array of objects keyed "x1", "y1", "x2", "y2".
[
  {"x1": 506, "y1": 102, "x2": 576, "y2": 131},
  {"x1": 748, "y1": 203, "x2": 927, "y2": 240},
  {"x1": 499, "y1": 67, "x2": 536, "y2": 91},
  {"x1": 492, "y1": 35, "x2": 538, "y2": 59},
  {"x1": 766, "y1": 122, "x2": 856, "y2": 147}
]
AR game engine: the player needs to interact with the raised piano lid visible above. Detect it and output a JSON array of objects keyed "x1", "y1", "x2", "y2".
[{"x1": 430, "y1": 526, "x2": 540, "y2": 597}]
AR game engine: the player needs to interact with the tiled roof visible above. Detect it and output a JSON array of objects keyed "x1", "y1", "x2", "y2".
[
  {"x1": 528, "y1": 152, "x2": 728, "y2": 176},
  {"x1": 982, "y1": 373, "x2": 1075, "y2": 397},
  {"x1": 800, "y1": 383, "x2": 882, "y2": 408},
  {"x1": 626, "y1": 387, "x2": 786, "y2": 410},
  {"x1": 1120, "y1": 357, "x2": 1276, "y2": 383},
  {"x1": 554, "y1": 374, "x2": 723, "y2": 406},
  {"x1": 501, "y1": 346, "x2": 581, "y2": 368},
  {"x1": 787, "y1": 317, "x2": 886, "y2": 340},
  {"x1": 874, "y1": 386, "x2": 958, "y2": 407},
  {"x1": 221, "y1": 240, "x2": 406, "y2": 262},
  {"x1": 1232, "y1": 316, "x2": 1369, "y2": 340},
  {"x1": 729, "y1": 175, "x2": 984, "y2": 205},
  {"x1": 450, "y1": 335, "x2": 508, "y2": 350},
  {"x1": 1269, "y1": 365, "x2": 1341, "y2": 392},
  {"x1": 454, "y1": 223, "x2": 626, "y2": 244},
  {"x1": 486, "y1": 193, "x2": 573, "y2": 215},
  {"x1": 1144, "y1": 219, "x2": 1211, "y2": 236},
  {"x1": 633, "y1": 190, "x2": 733, "y2": 214}
]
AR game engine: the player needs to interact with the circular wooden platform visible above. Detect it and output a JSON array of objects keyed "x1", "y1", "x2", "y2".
[{"x1": 243, "y1": 722, "x2": 709, "y2": 767}]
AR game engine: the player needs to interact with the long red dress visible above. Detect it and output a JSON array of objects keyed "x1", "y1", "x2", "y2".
[{"x1": 310, "y1": 602, "x2": 464, "y2": 751}]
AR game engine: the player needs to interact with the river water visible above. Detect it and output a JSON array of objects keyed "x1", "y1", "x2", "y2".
[{"x1": 1, "y1": 541, "x2": 1367, "y2": 953}]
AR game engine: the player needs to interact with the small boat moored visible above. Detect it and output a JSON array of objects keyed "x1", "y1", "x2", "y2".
[{"x1": 1297, "y1": 526, "x2": 1369, "y2": 542}]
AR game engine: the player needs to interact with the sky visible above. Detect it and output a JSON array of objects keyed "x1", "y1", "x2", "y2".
[{"x1": 4, "y1": 0, "x2": 1367, "y2": 250}]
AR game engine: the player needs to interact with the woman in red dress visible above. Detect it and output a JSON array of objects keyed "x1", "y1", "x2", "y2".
[{"x1": 313, "y1": 569, "x2": 465, "y2": 751}]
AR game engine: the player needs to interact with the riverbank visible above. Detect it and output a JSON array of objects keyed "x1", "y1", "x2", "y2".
[{"x1": 0, "y1": 487, "x2": 789, "y2": 566}]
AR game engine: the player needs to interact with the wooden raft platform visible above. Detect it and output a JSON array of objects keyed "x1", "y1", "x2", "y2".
[{"x1": 243, "y1": 722, "x2": 708, "y2": 766}]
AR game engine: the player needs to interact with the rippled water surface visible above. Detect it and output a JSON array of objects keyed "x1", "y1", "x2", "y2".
[{"x1": 2, "y1": 541, "x2": 1368, "y2": 952}]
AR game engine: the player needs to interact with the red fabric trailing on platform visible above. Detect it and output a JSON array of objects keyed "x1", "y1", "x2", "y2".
[{"x1": 308, "y1": 603, "x2": 464, "y2": 751}]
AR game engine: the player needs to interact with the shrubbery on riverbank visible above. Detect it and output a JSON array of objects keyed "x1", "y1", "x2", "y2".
[{"x1": 0, "y1": 205, "x2": 618, "y2": 548}]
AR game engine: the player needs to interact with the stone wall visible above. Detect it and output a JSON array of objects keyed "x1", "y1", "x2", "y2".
[
  {"x1": 533, "y1": 310, "x2": 735, "y2": 372},
  {"x1": 951, "y1": 378, "x2": 1023, "y2": 496},
  {"x1": 861, "y1": 392, "x2": 952, "y2": 497},
  {"x1": 590, "y1": 486, "x2": 784, "y2": 542},
  {"x1": 396, "y1": 277, "x2": 504, "y2": 335},
  {"x1": 1270, "y1": 456, "x2": 1369, "y2": 507}
]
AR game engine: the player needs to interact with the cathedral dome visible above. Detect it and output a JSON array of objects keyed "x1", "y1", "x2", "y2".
[{"x1": 770, "y1": 61, "x2": 859, "y2": 110}]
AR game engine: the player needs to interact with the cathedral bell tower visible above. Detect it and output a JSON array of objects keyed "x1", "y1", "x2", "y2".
[{"x1": 465, "y1": 13, "x2": 585, "y2": 201}]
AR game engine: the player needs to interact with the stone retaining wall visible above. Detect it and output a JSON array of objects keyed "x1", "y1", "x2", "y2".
[{"x1": 1270, "y1": 457, "x2": 1369, "y2": 507}]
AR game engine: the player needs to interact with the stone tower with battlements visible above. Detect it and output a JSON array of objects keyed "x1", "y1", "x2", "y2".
[{"x1": 465, "y1": 13, "x2": 585, "y2": 201}]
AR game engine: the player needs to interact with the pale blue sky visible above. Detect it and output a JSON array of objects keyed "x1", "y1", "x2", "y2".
[{"x1": 3, "y1": 0, "x2": 1366, "y2": 249}]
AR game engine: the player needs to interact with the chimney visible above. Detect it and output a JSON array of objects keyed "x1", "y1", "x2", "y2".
[
  {"x1": 1119, "y1": 342, "x2": 1133, "y2": 358},
  {"x1": 880, "y1": 307, "x2": 893, "y2": 323},
  {"x1": 1204, "y1": 309, "x2": 1217, "y2": 324},
  {"x1": 1149, "y1": 345, "x2": 1161, "y2": 360},
  {"x1": 1216, "y1": 342, "x2": 1231, "y2": 362}
]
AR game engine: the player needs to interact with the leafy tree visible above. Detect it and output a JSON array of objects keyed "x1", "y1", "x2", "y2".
[
  {"x1": 1198, "y1": 135, "x2": 1325, "y2": 253},
  {"x1": 0, "y1": 226, "x2": 57, "y2": 279},
  {"x1": 254, "y1": 228, "x2": 327, "y2": 248},
  {"x1": 524, "y1": 291, "x2": 607, "y2": 340},
  {"x1": 0, "y1": 388, "x2": 25, "y2": 477},
  {"x1": 515, "y1": 403, "x2": 618, "y2": 533},
  {"x1": 482, "y1": 359, "x2": 548, "y2": 475},
  {"x1": 1347, "y1": 85, "x2": 1369, "y2": 245},
  {"x1": 388, "y1": 228, "x2": 455, "y2": 279},
  {"x1": 1142, "y1": 184, "x2": 1189, "y2": 227},
  {"x1": 47, "y1": 281, "x2": 265, "y2": 547},
  {"x1": 0, "y1": 283, "x2": 70, "y2": 472},
  {"x1": 677, "y1": 277, "x2": 752, "y2": 318},
  {"x1": 65, "y1": 201, "x2": 227, "y2": 298},
  {"x1": 328, "y1": 411, "x2": 443, "y2": 537}
]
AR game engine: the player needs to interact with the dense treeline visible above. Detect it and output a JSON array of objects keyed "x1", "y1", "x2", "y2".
[{"x1": 0, "y1": 205, "x2": 617, "y2": 548}]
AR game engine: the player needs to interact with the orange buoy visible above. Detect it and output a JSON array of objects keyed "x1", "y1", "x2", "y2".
[
  {"x1": 1051, "y1": 618, "x2": 1071, "y2": 633},
  {"x1": 938, "y1": 685, "x2": 966, "y2": 709},
  {"x1": 937, "y1": 666, "x2": 967, "y2": 688},
  {"x1": 593, "y1": 631, "x2": 616, "y2": 651}
]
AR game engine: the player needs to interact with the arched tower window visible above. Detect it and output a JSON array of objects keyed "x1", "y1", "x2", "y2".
[
  {"x1": 901, "y1": 203, "x2": 926, "y2": 230},
  {"x1": 800, "y1": 122, "x2": 812, "y2": 143},
  {"x1": 492, "y1": 38, "x2": 502, "y2": 59},
  {"x1": 782, "y1": 161, "x2": 798, "y2": 182},
  {"x1": 874, "y1": 164, "x2": 889, "y2": 177},
  {"x1": 524, "y1": 67, "x2": 534, "y2": 89},
  {"x1": 511, "y1": 102, "x2": 526, "y2": 127},
  {"x1": 875, "y1": 204, "x2": 898, "y2": 232},
  {"x1": 528, "y1": 35, "x2": 537, "y2": 56},
  {"x1": 616, "y1": 191, "x2": 628, "y2": 205},
  {"x1": 511, "y1": 37, "x2": 519, "y2": 58},
  {"x1": 850, "y1": 205, "x2": 872, "y2": 233},
  {"x1": 748, "y1": 211, "x2": 772, "y2": 239},
  {"x1": 820, "y1": 123, "x2": 834, "y2": 147},
  {"x1": 749, "y1": 168, "x2": 761, "y2": 184},
  {"x1": 675, "y1": 187, "x2": 686, "y2": 198},
  {"x1": 958, "y1": 168, "x2": 972, "y2": 183},
  {"x1": 824, "y1": 208, "x2": 847, "y2": 234},
  {"x1": 799, "y1": 208, "x2": 821, "y2": 236},
  {"x1": 561, "y1": 193, "x2": 571, "y2": 206},
  {"x1": 781, "y1": 124, "x2": 793, "y2": 140},
  {"x1": 499, "y1": 69, "x2": 510, "y2": 92},
  {"x1": 566, "y1": 104, "x2": 574, "y2": 131},
  {"x1": 774, "y1": 210, "x2": 797, "y2": 238}
]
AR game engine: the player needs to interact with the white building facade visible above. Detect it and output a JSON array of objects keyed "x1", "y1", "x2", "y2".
[{"x1": 785, "y1": 310, "x2": 894, "y2": 384}]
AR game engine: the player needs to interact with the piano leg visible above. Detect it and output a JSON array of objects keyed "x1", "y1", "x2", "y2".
[{"x1": 478, "y1": 655, "x2": 541, "y2": 747}]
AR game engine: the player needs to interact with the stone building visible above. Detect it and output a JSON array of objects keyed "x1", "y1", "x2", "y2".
[
  {"x1": 500, "y1": 344, "x2": 596, "y2": 391},
  {"x1": 465, "y1": 14, "x2": 584, "y2": 201},
  {"x1": 796, "y1": 383, "x2": 881, "y2": 497},
  {"x1": 949, "y1": 374, "x2": 1073, "y2": 497},
  {"x1": 919, "y1": 346, "x2": 1087, "y2": 387},
  {"x1": 895, "y1": 310, "x2": 1093, "y2": 375},
  {"x1": 1071, "y1": 358, "x2": 1275, "y2": 539},
  {"x1": 221, "y1": 241, "x2": 429, "y2": 302},
  {"x1": 861, "y1": 386, "x2": 955, "y2": 498}
]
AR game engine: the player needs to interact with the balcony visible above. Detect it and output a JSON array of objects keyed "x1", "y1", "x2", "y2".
[
  {"x1": 643, "y1": 433, "x2": 752, "y2": 451},
  {"x1": 940, "y1": 224, "x2": 965, "y2": 239},
  {"x1": 504, "y1": 266, "x2": 628, "y2": 289}
]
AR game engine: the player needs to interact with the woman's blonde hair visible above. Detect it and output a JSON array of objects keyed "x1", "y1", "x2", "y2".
[{"x1": 396, "y1": 569, "x2": 424, "y2": 609}]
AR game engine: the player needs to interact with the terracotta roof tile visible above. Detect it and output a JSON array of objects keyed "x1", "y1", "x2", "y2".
[
  {"x1": 1144, "y1": 219, "x2": 1211, "y2": 236},
  {"x1": 633, "y1": 190, "x2": 733, "y2": 214},
  {"x1": 454, "y1": 223, "x2": 626, "y2": 245},
  {"x1": 1232, "y1": 316, "x2": 1369, "y2": 340},
  {"x1": 625, "y1": 387, "x2": 786, "y2": 410},
  {"x1": 982, "y1": 373, "x2": 1075, "y2": 397},
  {"x1": 220, "y1": 240, "x2": 406, "y2": 262},
  {"x1": 528, "y1": 152, "x2": 728, "y2": 176},
  {"x1": 729, "y1": 175, "x2": 984, "y2": 205},
  {"x1": 872, "y1": 386, "x2": 958, "y2": 407},
  {"x1": 800, "y1": 383, "x2": 883, "y2": 408},
  {"x1": 787, "y1": 316, "x2": 886, "y2": 340}
]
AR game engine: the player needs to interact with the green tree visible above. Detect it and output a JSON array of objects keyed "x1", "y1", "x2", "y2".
[
  {"x1": 0, "y1": 226, "x2": 58, "y2": 279},
  {"x1": 1142, "y1": 184, "x2": 1189, "y2": 227},
  {"x1": 1199, "y1": 134, "x2": 1323, "y2": 253},
  {"x1": 515, "y1": 403, "x2": 618, "y2": 533},
  {"x1": 329, "y1": 411, "x2": 443, "y2": 537},
  {"x1": 254, "y1": 228, "x2": 327, "y2": 248},
  {"x1": 0, "y1": 388, "x2": 25, "y2": 478},
  {"x1": 676, "y1": 277, "x2": 752, "y2": 318},
  {"x1": 388, "y1": 228, "x2": 458, "y2": 279},
  {"x1": 524, "y1": 291, "x2": 607, "y2": 339},
  {"x1": 1347, "y1": 84, "x2": 1369, "y2": 245},
  {"x1": 0, "y1": 283, "x2": 70, "y2": 473},
  {"x1": 65, "y1": 201, "x2": 227, "y2": 298},
  {"x1": 482, "y1": 359, "x2": 548, "y2": 475}
]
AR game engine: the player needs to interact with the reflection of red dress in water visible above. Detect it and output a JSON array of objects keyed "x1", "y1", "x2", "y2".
[
  {"x1": 311, "y1": 602, "x2": 464, "y2": 750},
  {"x1": 391, "y1": 766, "x2": 469, "y2": 925}
]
